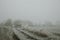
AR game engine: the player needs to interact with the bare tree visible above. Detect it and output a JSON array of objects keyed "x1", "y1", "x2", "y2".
[{"x1": 4, "y1": 19, "x2": 12, "y2": 26}]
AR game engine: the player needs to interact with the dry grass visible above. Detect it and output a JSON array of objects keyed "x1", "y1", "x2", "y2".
[{"x1": 0, "y1": 26, "x2": 14, "y2": 40}]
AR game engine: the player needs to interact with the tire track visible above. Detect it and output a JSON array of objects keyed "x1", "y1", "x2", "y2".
[{"x1": 16, "y1": 28, "x2": 46, "y2": 40}]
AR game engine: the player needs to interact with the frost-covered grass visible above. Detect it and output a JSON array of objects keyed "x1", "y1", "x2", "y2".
[
  {"x1": 0, "y1": 20, "x2": 60, "y2": 40},
  {"x1": 0, "y1": 26, "x2": 14, "y2": 40},
  {"x1": 21, "y1": 25, "x2": 60, "y2": 40}
]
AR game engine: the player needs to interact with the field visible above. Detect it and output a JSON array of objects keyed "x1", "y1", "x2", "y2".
[{"x1": 0, "y1": 20, "x2": 60, "y2": 40}]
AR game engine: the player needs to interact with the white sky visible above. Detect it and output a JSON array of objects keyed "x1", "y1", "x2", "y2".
[{"x1": 0, "y1": 0, "x2": 60, "y2": 23}]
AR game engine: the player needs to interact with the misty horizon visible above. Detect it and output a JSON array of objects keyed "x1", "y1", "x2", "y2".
[{"x1": 0, "y1": 0, "x2": 60, "y2": 24}]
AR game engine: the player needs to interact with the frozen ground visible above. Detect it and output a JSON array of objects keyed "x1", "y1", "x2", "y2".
[
  {"x1": 13, "y1": 26, "x2": 60, "y2": 40},
  {"x1": 0, "y1": 25, "x2": 60, "y2": 40}
]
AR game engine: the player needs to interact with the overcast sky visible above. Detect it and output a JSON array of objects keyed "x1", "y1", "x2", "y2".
[{"x1": 0, "y1": 0, "x2": 60, "y2": 23}]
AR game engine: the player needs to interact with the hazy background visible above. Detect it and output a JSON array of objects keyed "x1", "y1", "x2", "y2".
[{"x1": 0, "y1": 0, "x2": 60, "y2": 24}]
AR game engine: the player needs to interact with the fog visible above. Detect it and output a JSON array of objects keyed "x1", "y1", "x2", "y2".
[{"x1": 0, "y1": 0, "x2": 60, "y2": 23}]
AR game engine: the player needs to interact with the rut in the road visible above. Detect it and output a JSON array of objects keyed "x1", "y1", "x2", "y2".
[
  {"x1": 22, "y1": 28, "x2": 48, "y2": 37},
  {"x1": 13, "y1": 32, "x2": 20, "y2": 40},
  {"x1": 20, "y1": 31, "x2": 37, "y2": 40},
  {"x1": 17, "y1": 29, "x2": 37, "y2": 40}
]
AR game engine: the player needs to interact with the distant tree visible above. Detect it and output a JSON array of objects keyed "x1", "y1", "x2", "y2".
[
  {"x1": 13, "y1": 20, "x2": 22, "y2": 27},
  {"x1": 0, "y1": 23, "x2": 4, "y2": 27},
  {"x1": 4, "y1": 19, "x2": 12, "y2": 26},
  {"x1": 44, "y1": 21, "x2": 53, "y2": 27},
  {"x1": 55, "y1": 21, "x2": 60, "y2": 26},
  {"x1": 25, "y1": 21, "x2": 33, "y2": 26}
]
